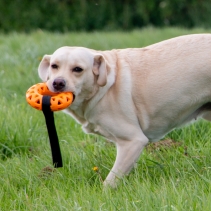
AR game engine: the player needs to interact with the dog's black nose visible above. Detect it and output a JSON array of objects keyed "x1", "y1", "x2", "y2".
[{"x1": 53, "y1": 78, "x2": 66, "y2": 91}]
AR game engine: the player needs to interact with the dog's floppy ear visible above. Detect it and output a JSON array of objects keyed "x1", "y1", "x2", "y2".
[
  {"x1": 93, "y1": 54, "x2": 108, "y2": 86},
  {"x1": 38, "y1": 55, "x2": 51, "y2": 81}
]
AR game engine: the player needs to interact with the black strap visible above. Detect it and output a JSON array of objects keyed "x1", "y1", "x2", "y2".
[{"x1": 42, "y1": 95, "x2": 63, "y2": 168}]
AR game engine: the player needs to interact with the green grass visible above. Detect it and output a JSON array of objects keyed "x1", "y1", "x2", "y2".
[{"x1": 1, "y1": 27, "x2": 211, "y2": 210}]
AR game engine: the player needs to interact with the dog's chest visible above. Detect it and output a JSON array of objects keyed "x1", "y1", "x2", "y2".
[{"x1": 82, "y1": 122, "x2": 111, "y2": 138}]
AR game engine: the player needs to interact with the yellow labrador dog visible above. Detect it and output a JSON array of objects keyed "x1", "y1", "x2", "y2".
[{"x1": 38, "y1": 34, "x2": 211, "y2": 187}]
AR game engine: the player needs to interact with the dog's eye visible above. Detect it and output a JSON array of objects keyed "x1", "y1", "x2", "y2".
[
  {"x1": 73, "y1": 67, "x2": 83, "y2": 73},
  {"x1": 51, "y1": 64, "x2": 58, "y2": 69}
]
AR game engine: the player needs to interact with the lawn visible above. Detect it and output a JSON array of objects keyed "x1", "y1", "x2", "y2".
[{"x1": 1, "y1": 27, "x2": 211, "y2": 210}]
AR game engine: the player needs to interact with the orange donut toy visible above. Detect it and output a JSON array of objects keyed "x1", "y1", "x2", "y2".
[{"x1": 26, "y1": 83, "x2": 73, "y2": 111}]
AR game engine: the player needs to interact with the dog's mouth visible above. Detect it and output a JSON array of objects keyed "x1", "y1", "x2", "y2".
[
  {"x1": 72, "y1": 94, "x2": 76, "y2": 102},
  {"x1": 57, "y1": 91, "x2": 76, "y2": 103},
  {"x1": 46, "y1": 82, "x2": 76, "y2": 103}
]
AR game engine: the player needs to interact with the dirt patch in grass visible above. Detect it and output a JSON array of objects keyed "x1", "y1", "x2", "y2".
[{"x1": 146, "y1": 139, "x2": 183, "y2": 152}]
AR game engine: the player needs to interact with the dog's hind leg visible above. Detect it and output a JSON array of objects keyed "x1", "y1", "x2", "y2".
[
  {"x1": 200, "y1": 103, "x2": 211, "y2": 121},
  {"x1": 103, "y1": 132, "x2": 149, "y2": 187},
  {"x1": 202, "y1": 112, "x2": 211, "y2": 121}
]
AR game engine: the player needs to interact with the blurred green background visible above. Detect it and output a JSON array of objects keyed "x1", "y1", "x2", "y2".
[{"x1": 1, "y1": 0, "x2": 211, "y2": 32}]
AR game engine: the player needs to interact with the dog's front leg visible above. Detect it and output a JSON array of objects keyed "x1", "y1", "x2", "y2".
[{"x1": 104, "y1": 133, "x2": 149, "y2": 187}]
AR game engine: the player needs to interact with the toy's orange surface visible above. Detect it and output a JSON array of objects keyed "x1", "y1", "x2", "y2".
[{"x1": 26, "y1": 83, "x2": 73, "y2": 111}]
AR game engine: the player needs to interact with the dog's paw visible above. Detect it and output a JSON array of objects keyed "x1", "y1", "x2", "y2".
[{"x1": 103, "y1": 178, "x2": 118, "y2": 189}]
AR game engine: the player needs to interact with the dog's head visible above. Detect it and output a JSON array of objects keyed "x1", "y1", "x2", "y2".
[{"x1": 38, "y1": 47, "x2": 109, "y2": 108}]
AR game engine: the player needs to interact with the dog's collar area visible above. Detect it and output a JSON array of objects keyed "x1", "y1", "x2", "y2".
[{"x1": 42, "y1": 95, "x2": 63, "y2": 168}]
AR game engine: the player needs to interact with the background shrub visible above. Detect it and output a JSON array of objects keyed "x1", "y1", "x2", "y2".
[{"x1": 1, "y1": 0, "x2": 211, "y2": 32}]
